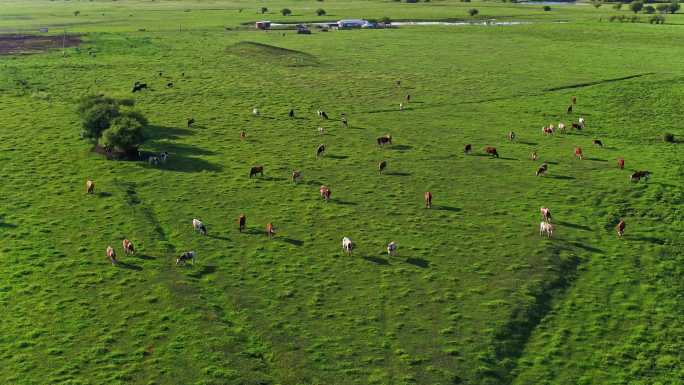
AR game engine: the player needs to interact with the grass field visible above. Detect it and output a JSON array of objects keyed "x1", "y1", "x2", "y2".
[{"x1": 0, "y1": 1, "x2": 683, "y2": 384}]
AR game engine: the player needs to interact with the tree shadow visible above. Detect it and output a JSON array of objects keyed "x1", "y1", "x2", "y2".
[
  {"x1": 141, "y1": 126, "x2": 222, "y2": 173},
  {"x1": 388, "y1": 145, "x2": 412, "y2": 151},
  {"x1": 363, "y1": 256, "x2": 390, "y2": 265},
  {"x1": 569, "y1": 241, "x2": 603, "y2": 253},
  {"x1": 188, "y1": 265, "x2": 217, "y2": 279},
  {"x1": 437, "y1": 205, "x2": 461, "y2": 212},
  {"x1": 556, "y1": 221, "x2": 592, "y2": 231},
  {"x1": 280, "y1": 237, "x2": 304, "y2": 246},
  {"x1": 385, "y1": 171, "x2": 411, "y2": 176},
  {"x1": 145, "y1": 125, "x2": 193, "y2": 141},
  {"x1": 405, "y1": 257, "x2": 429, "y2": 268},
  {"x1": 548, "y1": 175, "x2": 575, "y2": 180},
  {"x1": 117, "y1": 261, "x2": 142, "y2": 271}
]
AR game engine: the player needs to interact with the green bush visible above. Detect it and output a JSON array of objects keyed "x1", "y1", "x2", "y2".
[
  {"x1": 469, "y1": 8, "x2": 479, "y2": 16},
  {"x1": 663, "y1": 133, "x2": 675, "y2": 142},
  {"x1": 630, "y1": 1, "x2": 643, "y2": 13},
  {"x1": 281, "y1": 8, "x2": 292, "y2": 16},
  {"x1": 543, "y1": 5, "x2": 552, "y2": 11},
  {"x1": 260, "y1": 7, "x2": 267, "y2": 14},
  {"x1": 656, "y1": 3, "x2": 669, "y2": 12},
  {"x1": 316, "y1": 8, "x2": 326, "y2": 16},
  {"x1": 644, "y1": 5, "x2": 655, "y2": 13},
  {"x1": 77, "y1": 95, "x2": 148, "y2": 152},
  {"x1": 609, "y1": 15, "x2": 618, "y2": 21},
  {"x1": 613, "y1": 2, "x2": 623, "y2": 9},
  {"x1": 669, "y1": 0, "x2": 680, "y2": 13},
  {"x1": 99, "y1": 113, "x2": 147, "y2": 152}
]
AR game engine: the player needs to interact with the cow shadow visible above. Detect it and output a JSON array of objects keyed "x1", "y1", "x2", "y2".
[
  {"x1": 327, "y1": 154, "x2": 349, "y2": 160},
  {"x1": 334, "y1": 199, "x2": 357, "y2": 206},
  {"x1": 363, "y1": 256, "x2": 390, "y2": 265},
  {"x1": 586, "y1": 157, "x2": 607, "y2": 162},
  {"x1": 208, "y1": 234, "x2": 231, "y2": 241},
  {"x1": 385, "y1": 171, "x2": 411, "y2": 176},
  {"x1": 280, "y1": 237, "x2": 304, "y2": 246},
  {"x1": 632, "y1": 235, "x2": 665, "y2": 245},
  {"x1": 388, "y1": 145, "x2": 413, "y2": 151},
  {"x1": 304, "y1": 179, "x2": 323, "y2": 186},
  {"x1": 498, "y1": 157, "x2": 518, "y2": 161},
  {"x1": 137, "y1": 254, "x2": 155, "y2": 260},
  {"x1": 437, "y1": 205, "x2": 461, "y2": 212},
  {"x1": 548, "y1": 175, "x2": 575, "y2": 180},
  {"x1": 569, "y1": 241, "x2": 603, "y2": 253},
  {"x1": 117, "y1": 261, "x2": 142, "y2": 271},
  {"x1": 518, "y1": 141, "x2": 538, "y2": 146},
  {"x1": 188, "y1": 265, "x2": 217, "y2": 279},
  {"x1": 405, "y1": 257, "x2": 430, "y2": 268},
  {"x1": 544, "y1": 161, "x2": 559, "y2": 165},
  {"x1": 97, "y1": 192, "x2": 112, "y2": 198},
  {"x1": 244, "y1": 228, "x2": 264, "y2": 236},
  {"x1": 557, "y1": 221, "x2": 592, "y2": 231}
]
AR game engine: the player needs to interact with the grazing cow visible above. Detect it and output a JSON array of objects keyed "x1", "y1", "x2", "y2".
[
  {"x1": 542, "y1": 126, "x2": 554, "y2": 135},
  {"x1": 536, "y1": 162, "x2": 548, "y2": 177},
  {"x1": 317, "y1": 126, "x2": 324, "y2": 135},
  {"x1": 572, "y1": 96, "x2": 577, "y2": 104},
  {"x1": 540, "y1": 207, "x2": 552, "y2": 223},
  {"x1": 192, "y1": 218, "x2": 207, "y2": 235},
  {"x1": 406, "y1": 94, "x2": 411, "y2": 102},
  {"x1": 484, "y1": 146, "x2": 499, "y2": 158},
  {"x1": 240, "y1": 130, "x2": 246, "y2": 140},
  {"x1": 148, "y1": 156, "x2": 159, "y2": 165},
  {"x1": 123, "y1": 239, "x2": 135, "y2": 255},
  {"x1": 539, "y1": 221, "x2": 555, "y2": 238},
  {"x1": 160, "y1": 151, "x2": 169, "y2": 163},
  {"x1": 508, "y1": 131, "x2": 516, "y2": 141},
  {"x1": 378, "y1": 160, "x2": 387, "y2": 174},
  {"x1": 176, "y1": 251, "x2": 195, "y2": 265},
  {"x1": 341, "y1": 116, "x2": 348, "y2": 128},
  {"x1": 558, "y1": 122, "x2": 566, "y2": 133},
  {"x1": 106, "y1": 246, "x2": 118, "y2": 265},
  {"x1": 377, "y1": 135, "x2": 392, "y2": 146},
  {"x1": 86, "y1": 179, "x2": 95, "y2": 194},
  {"x1": 630, "y1": 171, "x2": 651, "y2": 183},
  {"x1": 424, "y1": 191, "x2": 432, "y2": 209},
  {"x1": 249, "y1": 166, "x2": 264, "y2": 178},
  {"x1": 531, "y1": 151, "x2": 538, "y2": 161},
  {"x1": 289, "y1": 109, "x2": 295, "y2": 118},
  {"x1": 252, "y1": 107, "x2": 260, "y2": 116},
  {"x1": 578, "y1": 116, "x2": 585, "y2": 128},
  {"x1": 464, "y1": 144, "x2": 472, "y2": 155},
  {"x1": 291, "y1": 170, "x2": 302, "y2": 183},
  {"x1": 318, "y1": 111, "x2": 329, "y2": 120},
  {"x1": 187, "y1": 118, "x2": 195, "y2": 128},
  {"x1": 574, "y1": 147, "x2": 584, "y2": 160},
  {"x1": 132, "y1": 82, "x2": 147, "y2": 93},
  {"x1": 617, "y1": 158, "x2": 625, "y2": 169},
  {"x1": 320, "y1": 185, "x2": 331, "y2": 201},
  {"x1": 167, "y1": 82, "x2": 173, "y2": 88},
  {"x1": 387, "y1": 241, "x2": 397, "y2": 256},
  {"x1": 571, "y1": 122, "x2": 582, "y2": 130},
  {"x1": 396, "y1": 80, "x2": 401, "y2": 87},
  {"x1": 342, "y1": 237, "x2": 354, "y2": 255},
  {"x1": 238, "y1": 214, "x2": 246, "y2": 232},
  {"x1": 316, "y1": 144, "x2": 326, "y2": 158},
  {"x1": 593, "y1": 139, "x2": 603, "y2": 147},
  {"x1": 616, "y1": 219, "x2": 626, "y2": 238},
  {"x1": 567, "y1": 104, "x2": 573, "y2": 114},
  {"x1": 266, "y1": 223, "x2": 275, "y2": 238}
]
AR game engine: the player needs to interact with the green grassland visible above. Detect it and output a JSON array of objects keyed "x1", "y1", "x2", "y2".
[{"x1": 0, "y1": 1, "x2": 683, "y2": 384}]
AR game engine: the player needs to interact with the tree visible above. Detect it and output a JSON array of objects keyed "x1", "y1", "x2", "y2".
[
  {"x1": 656, "y1": 3, "x2": 669, "y2": 12},
  {"x1": 591, "y1": 0, "x2": 602, "y2": 8},
  {"x1": 316, "y1": 8, "x2": 326, "y2": 16},
  {"x1": 613, "y1": 2, "x2": 623, "y2": 9},
  {"x1": 380, "y1": 16, "x2": 392, "y2": 25},
  {"x1": 668, "y1": 0, "x2": 680, "y2": 13},
  {"x1": 468, "y1": 8, "x2": 479, "y2": 16},
  {"x1": 543, "y1": 5, "x2": 551, "y2": 11},
  {"x1": 99, "y1": 113, "x2": 146, "y2": 152},
  {"x1": 74, "y1": 10, "x2": 80, "y2": 16},
  {"x1": 630, "y1": 1, "x2": 644, "y2": 13},
  {"x1": 281, "y1": 8, "x2": 292, "y2": 16},
  {"x1": 260, "y1": 7, "x2": 268, "y2": 14},
  {"x1": 644, "y1": 5, "x2": 655, "y2": 13}
]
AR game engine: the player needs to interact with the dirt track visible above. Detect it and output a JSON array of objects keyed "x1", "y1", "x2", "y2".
[{"x1": 0, "y1": 34, "x2": 81, "y2": 55}]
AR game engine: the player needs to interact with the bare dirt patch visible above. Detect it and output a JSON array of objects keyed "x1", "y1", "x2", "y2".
[{"x1": 0, "y1": 34, "x2": 81, "y2": 55}]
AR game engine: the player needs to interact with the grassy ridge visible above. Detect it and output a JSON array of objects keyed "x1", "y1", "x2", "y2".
[{"x1": 0, "y1": 1, "x2": 683, "y2": 384}]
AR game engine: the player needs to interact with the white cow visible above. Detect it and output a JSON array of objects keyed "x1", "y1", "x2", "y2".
[
  {"x1": 192, "y1": 218, "x2": 207, "y2": 235},
  {"x1": 578, "y1": 116, "x2": 585, "y2": 128},
  {"x1": 252, "y1": 107, "x2": 260, "y2": 116},
  {"x1": 558, "y1": 122, "x2": 565, "y2": 132},
  {"x1": 387, "y1": 242, "x2": 397, "y2": 256},
  {"x1": 539, "y1": 222, "x2": 555, "y2": 238},
  {"x1": 342, "y1": 237, "x2": 354, "y2": 255}
]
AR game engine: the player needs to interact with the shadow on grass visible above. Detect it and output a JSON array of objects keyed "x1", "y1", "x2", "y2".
[
  {"x1": 97, "y1": 192, "x2": 112, "y2": 198},
  {"x1": 208, "y1": 234, "x2": 230, "y2": 241},
  {"x1": 518, "y1": 141, "x2": 538, "y2": 146},
  {"x1": 388, "y1": 144, "x2": 413, "y2": 151},
  {"x1": 189, "y1": 265, "x2": 217, "y2": 279},
  {"x1": 585, "y1": 157, "x2": 607, "y2": 162},
  {"x1": 437, "y1": 205, "x2": 461, "y2": 212},
  {"x1": 406, "y1": 257, "x2": 429, "y2": 268},
  {"x1": 632, "y1": 235, "x2": 665, "y2": 245},
  {"x1": 363, "y1": 256, "x2": 390, "y2": 265},
  {"x1": 334, "y1": 199, "x2": 358, "y2": 206},
  {"x1": 557, "y1": 221, "x2": 592, "y2": 231},
  {"x1": 142, "y1": 126, "x2": 223, "y2": 173},
  {"x1": 137, "y1": 254, "x2": 155, "y2": 260},
  {"x1": 118, "y1": 261, "x2": 142, "y2": 271},
  {"x1": 385, "y1": 171, "x2": 411, "y2": 176},
  {"x1": 548, "y1": 175, "x2": 575, "y2": 180},
  {"x1": 280, "y1": 237, "x2": 304, "y2": 246},
  {"x1": 244, "y1": 228, "x2": 264, "y2": 236},
  {"x1": 327, "y1": 154, "x2": 349, "y2": 159},
  {"x1": 569, "y1": 241, "x2": 603, "y2": 253},
  {"x1": 0, "y1": 221, "x2": 17, "y2": 228}
]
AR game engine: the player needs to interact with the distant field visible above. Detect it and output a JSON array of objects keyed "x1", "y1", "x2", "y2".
[{"x1": 0, "y1": 1, "x2": 683, "y2": 384}]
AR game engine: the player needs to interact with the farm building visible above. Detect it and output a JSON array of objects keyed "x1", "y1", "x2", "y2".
[
  {"x1": 337, "y1": 19, "x2": 368, "y2": 29},
  {"x1": 255, "y1": 21, "x2": 271, "y2": 30}
]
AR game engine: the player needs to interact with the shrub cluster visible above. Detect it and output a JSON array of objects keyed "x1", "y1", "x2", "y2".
[{"x1": 78, "y1": 95, "x2": 148, "y2": 154}]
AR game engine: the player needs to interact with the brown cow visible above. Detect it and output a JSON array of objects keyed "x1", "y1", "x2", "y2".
[
  {"x1": 617, "y1": 158, "x2": 624, "y2": 169},
  {"x1": 266, "y1": 223, "x2": 275, "y2": 238},
  {"x1": 574, "y1": 147, "x2": 583, "y2": 160},
  {"x1": 536, "y1": 163, "x2": 548, "y2": 177},
  {"x1": 464, "y1": 144, "x2": 472, "y2": 155},
  {"x1": 238, "y1": 214, "x2": 246, "y2": 232},
  {"x1": 484, "y1": 147, "x2": 499, "y2": 158},
  {"x1": 572, "y1": 96, "x2": 577, "y2": 105},
  {"x1": 320, "y1": 185, "x2": 331, "y2": 201},
  {"x1": 424, "y1": 191, "x2": 432, "y2": 209},
  {"x1": 571, "y1": 122, "x2": 582, "y2": 130},
  {"x1": 616, "y1": 219, "x2": 626, "y2": 238},
  {"x1": 249, "y1": 166, "x2": 264, "y2": 178},
  {"x1": 106, "y1": 246, "x2": 117, "y2": 265},
  {"x1": 377, "y1": 135, "x2": 392, "y2": 146},
  {"x1": 122, "y1": 239, "x2": 135, "y2": 255},
  {"x1": 86, "y1": 179, "x2": 95, "y2": 194},
  {"x1": 291, "y1": 170, "x2": 302, "y2": 183},
  {"x1": 240, "y1": 130, "x2": 246, "y2": 140},
  {"x1": 378, "y1": 160, "x2": 387, "y2": 174}
]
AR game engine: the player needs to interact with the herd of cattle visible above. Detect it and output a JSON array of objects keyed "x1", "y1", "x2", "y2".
[{"x1": 91, "y1": 89, "x2": 646, "y2": 266}]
